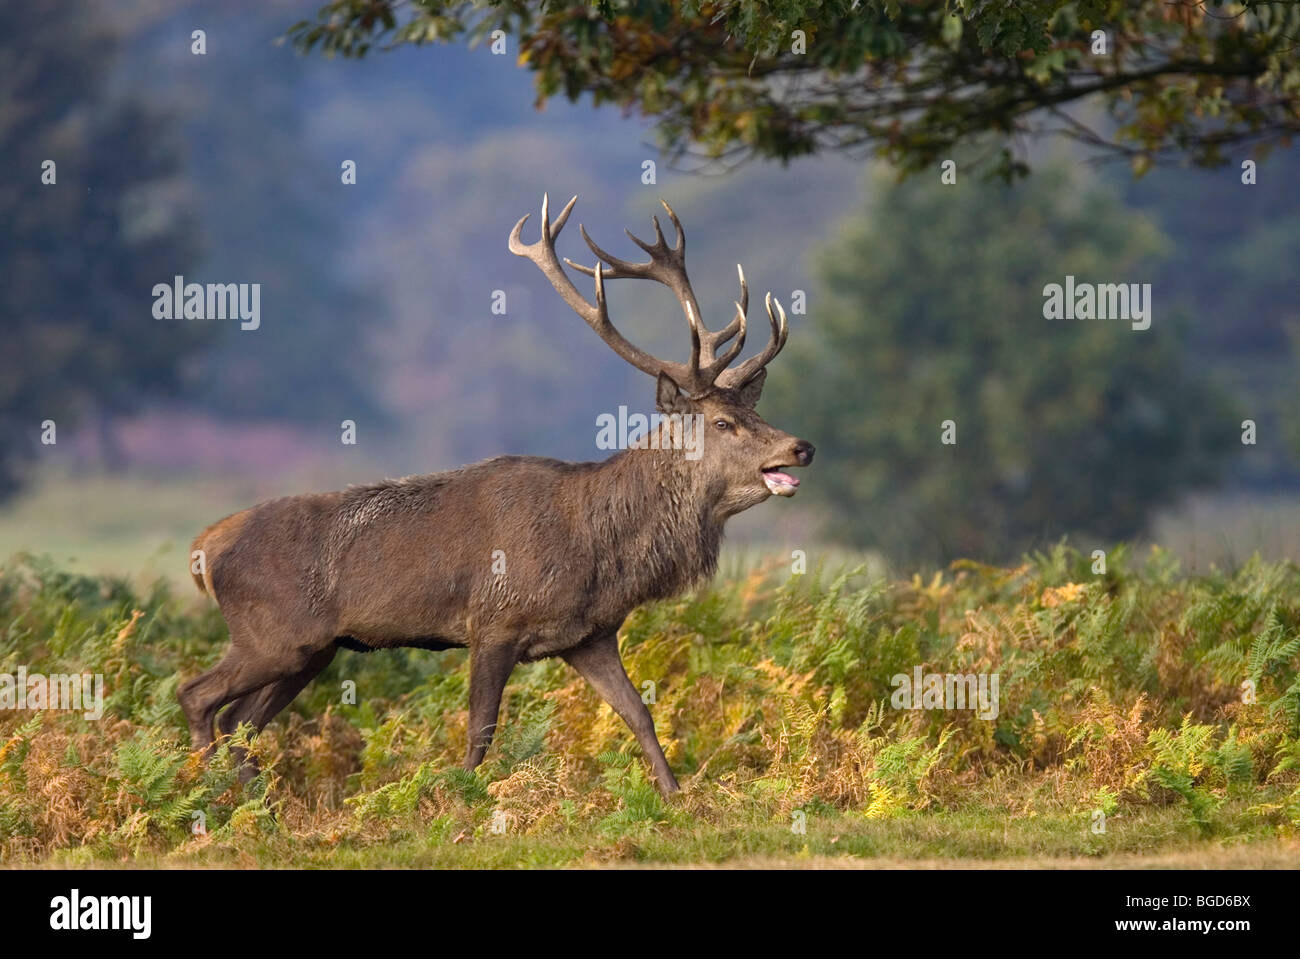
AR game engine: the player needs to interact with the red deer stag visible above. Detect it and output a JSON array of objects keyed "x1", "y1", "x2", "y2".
[{"x1": 179, "y1": 195, "x2": 814, "y2": 797}]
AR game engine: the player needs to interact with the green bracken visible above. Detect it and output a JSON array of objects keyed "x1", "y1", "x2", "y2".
[{"x1": 0, "y1": 544, "x2": 1297, "y2": 867}]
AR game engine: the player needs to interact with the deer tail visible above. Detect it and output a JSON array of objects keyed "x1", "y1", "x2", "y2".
[
  {"x1": 188, "y1": 510, "x2": 252, "y2": 599},
  {"x1": 189, "y1": 529, "x2": 215, "y2": 595}
]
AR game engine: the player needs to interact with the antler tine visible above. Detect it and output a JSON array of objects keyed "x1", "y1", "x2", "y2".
[
  {"x1": 569, "y1": 225, "x2": 655, "y2": 280},
  {"x1": 716, "y1": 292, "x2": 788, "y2": 389},
  {"x1": 701, "y1": 304, "x2": 746, "y2": 379},
  {"x1": 684, "y1": 303, "x2": 702, "y2": 375},
  {"x1": 510, "y1": 194, "x2": 673, "y2": 382},
  {"x1": 658, "y1": 199, "x2": 686, "y2": 256},
  {"x1": 508, "y1": 193, "x2": 578, "y2": 254},
  {"x1": 547, "y1": 192, "x2": 577, "y2": 237},
  {"x1": 626, "y1": 215, "x2": 669, "y2": 258},
  {"x1": 710, "y1": 263, "x2": 750, "y2": 347},
  {"x1": 690, "y1": 264, "x2": 748, "y2": 380}
]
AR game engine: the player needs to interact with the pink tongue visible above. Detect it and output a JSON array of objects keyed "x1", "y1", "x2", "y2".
[{"x1": 765, "y1": 471, "x2": 798, "y2": 486}]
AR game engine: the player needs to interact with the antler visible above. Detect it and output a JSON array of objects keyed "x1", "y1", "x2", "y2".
[
  {"x1": 508, "y1": 194, "x2": 667, "y2": 381},
  {"x1": 509, "y1": 194, "x2": 786, "y2": 396}
]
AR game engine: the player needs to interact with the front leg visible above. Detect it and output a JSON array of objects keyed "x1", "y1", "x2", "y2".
[
  {"x1": 562, "y1": 632, "x2": 680, "y2": 797},
  {"x1": 464, "y1": 641, "x2": 518, "y2": 771}
]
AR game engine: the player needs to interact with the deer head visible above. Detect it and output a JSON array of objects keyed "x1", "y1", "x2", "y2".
[{"x1": 509, "y1": 195, "x2": 814, "y2": 514}]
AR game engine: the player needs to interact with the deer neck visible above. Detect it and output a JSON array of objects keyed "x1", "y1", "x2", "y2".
[{"x1": 582, "y1": 447, "x2": 725, "y2": 603}]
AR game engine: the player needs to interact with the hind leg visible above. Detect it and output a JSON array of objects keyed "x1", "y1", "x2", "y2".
[
  {"x1": 178, "y1": 647, "x2": 288, "y2": 752},
  {"x1": 215, "y1": 646, "x2": 337, "y2": 782},
  {"x1": 179, "y1": 603, "x2": 335, "y2": 752}
]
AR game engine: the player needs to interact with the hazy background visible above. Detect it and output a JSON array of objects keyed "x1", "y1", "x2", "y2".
[{"x1": 4, "y1": 0, "x2": 1300, "y2": 584}]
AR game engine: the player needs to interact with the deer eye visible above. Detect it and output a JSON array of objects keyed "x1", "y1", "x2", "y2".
[{"x1": 714, "y1": 419, "x2": 731, "y2": 431}]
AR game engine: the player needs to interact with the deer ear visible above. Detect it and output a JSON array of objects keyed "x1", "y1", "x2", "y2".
[
  {"x1": 655, "y1": 372, "x2": 691, "y2": 414},
  {"x1": 736, "y1": 368, "x2": 766, "y2": 408}
]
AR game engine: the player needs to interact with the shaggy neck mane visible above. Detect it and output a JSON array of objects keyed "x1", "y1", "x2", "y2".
[{"x1": 577, "y1": 446, "x2": 725, "y2": 605}]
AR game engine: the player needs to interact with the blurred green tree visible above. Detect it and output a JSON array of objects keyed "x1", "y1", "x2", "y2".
[
  {"x1": 0, "y1": 1, "x2": 207, "y2": 496},
  {"x1": 1112, "y1": 153, "x2": 1300, "y2": 489},
  {"x1": 769, "y1": 162, "x2": 1239, "y2": 564}
]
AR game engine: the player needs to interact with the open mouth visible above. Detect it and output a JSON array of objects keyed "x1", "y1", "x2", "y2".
[{"x1": 761, "y1": 466, "x2": 801, "y2": 496}]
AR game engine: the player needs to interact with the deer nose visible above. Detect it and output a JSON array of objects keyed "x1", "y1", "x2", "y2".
[{"x1": 793, "y1": 440, "x2": 815, "y2": 466}]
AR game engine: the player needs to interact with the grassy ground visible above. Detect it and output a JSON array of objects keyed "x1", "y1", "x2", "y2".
[
  {"x1": 29, "y1": 809, "x2": 1300, "y2": 868},
  {"x1": 1, "y1": 544, "x2": 1298, "y2": 868}
]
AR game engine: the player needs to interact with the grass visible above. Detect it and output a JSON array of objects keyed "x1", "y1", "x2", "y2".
[
  {"x1": 31, "y1": 803, "x2": 1299, "y2": 869},
  {"x1": 1, "y1": 544, "x2": 1298, "y2": 868}
]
